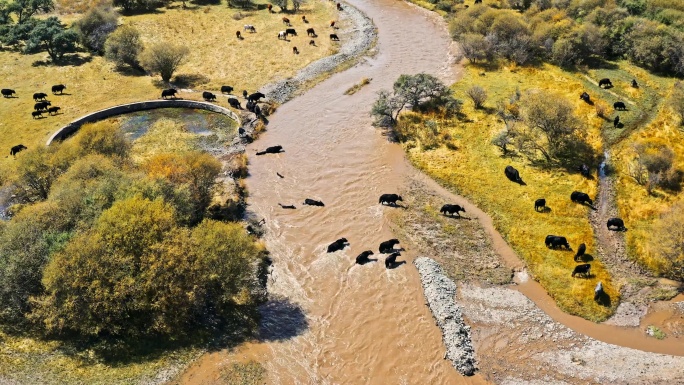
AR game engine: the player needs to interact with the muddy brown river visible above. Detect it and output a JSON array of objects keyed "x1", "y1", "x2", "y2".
[
  {"x1": 178, "y1": 0, "x2": 682, "y2": 383},
  {"x1": 240, "y1": 0, "x2": 481, "y2": 383}
]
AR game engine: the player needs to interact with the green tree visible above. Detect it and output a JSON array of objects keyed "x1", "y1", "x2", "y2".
[
  {"x1": 104, "y1": 25, "x2": 144, "y2": 70},
  {"x1": 140, "y1": 42, "x2": 189, "y2": 82},
  {"x1": 7, "y1": 0, "x2": 53, "y2": 24},
  {"x1": 24, "y1": 16, "x2": 79, "y2": 61},
  {"x1": 0, "y1": 202, "x2": 70, "y2": 327},
  {"x1": 393, "y1": 73, "x2": 449, "y2": 109},
  {"x1": 34, "y1": 197, "x2": 260, "y2": 338},
  {"x1": 72, "y1": 6, "x2": 118, "y2": 54}
]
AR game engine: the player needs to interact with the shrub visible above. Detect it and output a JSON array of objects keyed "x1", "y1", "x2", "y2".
[
  {"x1": 143, "y1": 152, "x2": 221, "y2": 225},
  {"x1": 630, "y1": 142, "x2": 677, "y2": 193},
  {"x1": 140, "y1": 42, "x2": 190, "y2": 82},
  {"x1": 466, "y1": 85, "x2": 488, "y2": 109},
  {"x1": 517, "y1": 90, "x2": 583, "y2": 162},
  {"x1": 104, "y1": 25, "x2": 144, "y2": 70},
  {"x1": 72, "y1": 5, "x2": 118, "y2": 54},
  {"x1": 647, "y1": 201, "x2": 684, "y2": 279},
  {"x1": 670, "y1": 81, "x2": 684, "y2": 126}
]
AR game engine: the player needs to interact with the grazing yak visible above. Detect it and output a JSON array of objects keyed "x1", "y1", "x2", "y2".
[
  {"x1": 278, "y1": 203, "x2": 296, "y2": 209},
  {"x1": 267, "y1": 4, "x2": 272, "y2": 12},
  {"x1": 244, "y1": 25, "x2": 256, "y2": 33},
  {"x1": 221, "y1": 85, "x2": 234, "y2": 94},
  {"x1": 631, "y1": 79, "x2": 638, "y2": 88},
  {"x1": 47, "y1": 106, "x2": 60, "y2": 115},
  {"x1": 579, "y1": 92, "x2": 591, "y2": 103},
  {"x1": 379, "y1": 239, "x2": 400, "y2": 254},
  {"x1": 10, "y1": 144, "x2": 27, "y2": 157},
  {"x1": 34, "y1": 101, "x2": 50, "y2": 111},
  {"x1": 293, "y1": 46, "x2": 299, "y2": 54},
  {"x1": 161, "y1": 88, "x2": 177, "y2": 99},
  {"x1": 614, "y1": 115, "x2": 620, "y2": 128},
  {"x1": 570, "y1": 191, "x2": 593, "y2": 205},
  {"x1": 1, "y1": 89, "x2": 16, "y2": 97},
  {"x1": 572, "y1": 263, "x2": 591, "y2": 278},
  {"x1": 337, "y1": 2, "x2": 343, "y2": 10},
  {"x1": 52, "y1": 84, "x2": 66, "y2": 94},
  {"x1": 614, "y1": 101, "x2": 627, "y2": 111},
  {"x1": 385, "y1": 252, "x2": 403, "y2": 269},
  {"x1": 440, "y1": 204, "x2": 465, "y2": 217},
  {"x1": 278, "y1": 31, "x2": 287, "y2": 40},
  {"x1": 248, "y1": 92, "x2": 265, "y2": 102},
  {"x1": 31, "y1": 111, "x2": 43, "y2": 119},
  {"x1": 236, "y1": 31, "x2": 242, "y2": 39},
  {"x1": 355, "y1": 250, "x2": 375, "y2": 265},
  {"x1": 330, "y1": 20, "x2": 336, "y2": 28},
  {"x1": 575, "y1": 243, "x2": 586, "y2": 261},
  {"x1": 545, "y1": 235, "x2": 570, "y2": 250},
  {"x1": 309, "y1": 39, "x2": 316, "y2": 46},
  {"x1": 607, "y1": 217, "x2": 626, "y2": 231},
  {"x1": 504, "y1": 165, "x2": 524, "y2": 184},
  {"x1": 307, "y1": 27, "x2": 316, "y2": 37},
  {"x1": 594, "y1": 282, "x2": 604, "y2": 301},
  {"x1": 254, "y1": 105, "x2": 262, "y2": 116},
  {"x1": 327, "y1": 238, "x2": 349, "y2": 253},
  {"x1": 202, "y1": 91, "x2": 216, "y2": 101},
  {"x1": 228, "y1": 97, "x2": 242, "y2": 109},
  {"x1": 598, "y1": 78, "x2": 612, "y2": 88},
  {"x1": 379, "y1": 193, "x2": 402, "y2": 206},
  {"x1": 303, "y1": 199, "x2": 324, "y2": 206},
  {"x1": 578, "y1": 163, "x2": 591, "y2": 177},
  {"x1": 330, "y1": 33, "x2": 340, "y2": 41},
  {"x1": 33, "y1": 92, "x2": 47, "y2": 101},
  {"x1": 285, "y1": 28, "x2": 297, "y2": 37},
  {"x1": 282, "y1": 17, "x2": 291, "y2": 26},
  {"x1": 534, "y1": 198, "x2": 546, "y2": 212},
  {"x1": 302, "y1": 15, "x2": 308, "y2": 23},
  {"x1": 256, "y1": 145, "x2": 283, "y2": 155}
]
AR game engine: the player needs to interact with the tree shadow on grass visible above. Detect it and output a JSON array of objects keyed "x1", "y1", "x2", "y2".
[
  {"x1": 173, "y1": 73, "x2": 211, "y2": 89},
  {"x1": 32, "y1": 54, "x2": 92, "y2": 67}
]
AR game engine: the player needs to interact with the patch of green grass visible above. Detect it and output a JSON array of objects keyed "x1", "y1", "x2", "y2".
[
  {"x1": 585, "y1": 61, "x2": 674, "y2": 145},
  {"x1": 0, "y1": 330, "x2": 199, "y2": 385},
  {"x1": 219, "y1": 361, "x2": 265, "y2": 385},
  {"x1": 646, "y1": 325, "x2": 667, "y2": 340},
  {"x1": 401, "y1": 63, "x2": 620, "y2": 321},
  {"x1": 344, "y1": 77, "x2": 371, "y2": 95}
]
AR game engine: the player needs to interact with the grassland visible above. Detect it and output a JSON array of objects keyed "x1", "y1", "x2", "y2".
[
  {"x1": 401, "y1": 63, "x2": 624, "y2": 321},
  {"x1": 0, "y1": 0, "x2": 339, "y2": 171},
  {"x1": 0, "y1": 329, "x2": 200, "y2": 384},
  {"x1": 611, "y1": 85, "x2": 684, "y2": 275}
]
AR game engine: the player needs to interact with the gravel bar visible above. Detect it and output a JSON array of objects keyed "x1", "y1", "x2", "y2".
[{"x1": 414, "y1": 257, "x2": 477, "y2": 376}]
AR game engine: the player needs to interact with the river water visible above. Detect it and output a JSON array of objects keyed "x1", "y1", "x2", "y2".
[
  {"x1": 240, "y1": 0, "x2": 488, "y2": 383},
  {"x1": 178, "y1": 0, "x2": 682, "y2": 383}
]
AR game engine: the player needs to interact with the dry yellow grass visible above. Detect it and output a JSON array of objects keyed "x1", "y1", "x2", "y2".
[
  {"x1": 612, "y1": 91, "x2": 684, "y2": 274},
  {"x1": 403, "y1": 64, "x2": 620, "y2": 321},
  {"x1": 0, "y1": 1, "x2": 338, "y2": 171}
]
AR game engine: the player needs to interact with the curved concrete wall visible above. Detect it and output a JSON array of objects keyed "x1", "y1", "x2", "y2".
[{"x1": 46, "y1": 99, "x2": 241, "y2": 146}]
